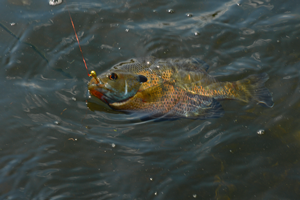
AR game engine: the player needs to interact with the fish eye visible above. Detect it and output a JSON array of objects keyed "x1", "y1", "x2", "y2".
[{"x1": 109, "y1": 73, "x2": 118, "y2": 80}]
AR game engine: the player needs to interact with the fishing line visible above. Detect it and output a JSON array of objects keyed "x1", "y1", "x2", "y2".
[
  {"x1": 67, "y1": 5, "x2": 99, "y2": 83},
  {"x1": 68, "y1": 12, "x2": 89, "y2": 76},
  {"x1": 66, "y1": 2, "x2": 102, "y2": 130},
  {"x1": 0, "y1": 22, "x2": 49, "y2": 63}
]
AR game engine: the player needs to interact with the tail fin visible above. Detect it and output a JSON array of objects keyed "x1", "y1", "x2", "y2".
[{"x1": 237, "y1": 73, "x2": 274, "y2": 107}]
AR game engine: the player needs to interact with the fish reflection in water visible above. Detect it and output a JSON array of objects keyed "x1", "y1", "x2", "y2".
[{"x1": 88, "y1": 57, "x2": 273, "y2": 119}]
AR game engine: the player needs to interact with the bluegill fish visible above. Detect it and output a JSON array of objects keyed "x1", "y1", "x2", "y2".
[{"x1": 88, "y1": 57, "x2": 273, "y2": 118}]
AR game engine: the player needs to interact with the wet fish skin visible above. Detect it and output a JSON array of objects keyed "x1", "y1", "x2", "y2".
[{"x1": 88, "y1": 57, "x2": 273, "y2": 118}]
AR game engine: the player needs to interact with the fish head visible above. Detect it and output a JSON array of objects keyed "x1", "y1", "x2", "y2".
[{"x1": 88, "y1": 69, "x2": 147, "y2": 104}]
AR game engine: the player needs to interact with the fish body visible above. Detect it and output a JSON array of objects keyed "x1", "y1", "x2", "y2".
[{"x1": 88, "y1": 57, "x2": 273, "y2": 118}]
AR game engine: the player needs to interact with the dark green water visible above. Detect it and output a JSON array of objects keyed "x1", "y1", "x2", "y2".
[{"x1": 1, "y1": 0, "x2": 300, "y2": 199}]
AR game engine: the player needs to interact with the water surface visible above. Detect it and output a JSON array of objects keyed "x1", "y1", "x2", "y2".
[{"x1": 1, "y1": 0, "x2": 300, "y2": 199}]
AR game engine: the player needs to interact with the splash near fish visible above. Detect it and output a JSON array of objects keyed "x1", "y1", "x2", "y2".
[{"x1": 88, "y1": 57, "x2": 273, "y2": 119}]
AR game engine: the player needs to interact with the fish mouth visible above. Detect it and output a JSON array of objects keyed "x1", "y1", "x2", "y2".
[
  {"x1": 88, "y1": 79, "x2": 110, "y2": 104},
  {"x1": 88, "y1": 77, "x2": 135, "y2": 105},
  {"x1": 88, "y1": 83, "x2": 132, "y2": 105},
  {"x1": 88, "y1": 87, "x2": 108, "y2": 104}
]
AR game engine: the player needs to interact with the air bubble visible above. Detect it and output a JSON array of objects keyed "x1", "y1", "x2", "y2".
[
  {"x1": 257, "y1": 129, "x2": 265, "y2": 135},
  {"x1": 49, "y1": 0, "x2": 62, "y2": 6},
  {"x1": 167, "y1": 9, "x2": 174, "y2": 13}
]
